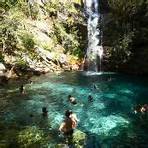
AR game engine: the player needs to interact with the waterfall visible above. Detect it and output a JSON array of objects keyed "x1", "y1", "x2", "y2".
[{"x1": 84, "y1": 0, "x2": 103, "y2": 72}]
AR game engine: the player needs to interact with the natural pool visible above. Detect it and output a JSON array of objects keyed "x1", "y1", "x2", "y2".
[{"x1": 0, "y1": 71, "x2": 148, "y2": 147}]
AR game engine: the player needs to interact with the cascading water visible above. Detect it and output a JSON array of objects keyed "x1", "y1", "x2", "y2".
[{"x1": 84, "y1": 0, "x2": 103, "y2": 72}]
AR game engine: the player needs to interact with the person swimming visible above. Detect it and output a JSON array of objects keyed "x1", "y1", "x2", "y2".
[
  {"x1": 88, "y1": 95, "x2": 93, "y2": 102},
  {"x1": 93, "y1": 84, "x2": 97, "y2": 90},
  {"x1": 140, "y1": 104, "x2": 148, "y2": 113},
  {"x1": 68, "y1": 95, "x2": 77, "y2": 105},
  {"x1": 20, "y1": 85, "x2": 25, "y2": 94},
  {"x1": 42, "y1": 107, "x2": 48, "y2": 117},
  {"x1": 133, "y1": 104, "x2": 148, "y2": 114}
]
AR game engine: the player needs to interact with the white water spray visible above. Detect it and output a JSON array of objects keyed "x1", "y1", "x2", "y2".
[{"x1": 84, "y1": 0, "x2": 103, "y2": 72}]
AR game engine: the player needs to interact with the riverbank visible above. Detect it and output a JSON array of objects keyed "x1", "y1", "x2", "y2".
[{"x1": 0, "y1": 54, "x2": 81, "y2": 85}]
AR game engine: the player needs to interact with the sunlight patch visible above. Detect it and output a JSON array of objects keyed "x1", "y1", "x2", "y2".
[
  {"x1": 31, "y1": 82, "x2": 74, "y2": 93},
  {"x1": 104, "y1": 93, "x2": 117, "y2": 99},
  {"x1": 86, "y1": 115, "x2": 129, "y2": 136},
  {"x1": 119, "y1": 89, "x2": 134, "y2": 95},
  {"x1": 91, "y1": 102, "x2": 105, "y2": 110}
]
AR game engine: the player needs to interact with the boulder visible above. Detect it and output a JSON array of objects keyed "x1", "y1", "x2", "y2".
[
  {"x1": 0, "y1": 63, "x2": 6, "y2": 72},
  {"x1": 7, "y1": 66, "x2": 18, "y2": 79},
  {"x1": 71, "y1": 64, "x2": 79, "y2": 70},
  {"x1": 17, "y1": 126, "x2": 44, "y2": 147},
  {"x1": 35, "y1": 46, "x2": 54, "y2": 62},
  {"x1": 59, "y1": 54, "x2": 67, "y2": 65}
]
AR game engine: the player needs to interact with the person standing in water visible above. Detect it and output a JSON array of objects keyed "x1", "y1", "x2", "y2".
[
  {"x1": 59, "y1": 110, "x2": 78, "y2": 137},
  {"x1": 42, "y1": 107, "x2": 48, "y2": 117},
  {"x1": 20, "y1": 84, "x2": 25, "y2": 94},
  {"x1": 69, "y1": 110, "x2": 79, "y2": 128}
]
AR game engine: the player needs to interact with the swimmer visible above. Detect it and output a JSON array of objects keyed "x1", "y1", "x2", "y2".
[
  {"x1": 140, "y1": 104, "x2": 148, "y2": 113},
  {"x1": 42, "y1": 107, "x2": 48, "y2": 117},
  {"x1": 59, "y1": 110, "x2": 76, "y2": 137},
  {"x1": 133, "y1": 104, "x2": 148, "y2": 114},
  {"x1": 20, "y1": 85, "x2": 25, "y2": 94},
  {"x1": 88, "y1": 95, "x2": 93, "y2": 102},
  {"x1": 69, "y1": 110, "x2": 79, "y2": 128},
  {"x1": 68, "y1": 95, "x2": 77, "y2": 105}
]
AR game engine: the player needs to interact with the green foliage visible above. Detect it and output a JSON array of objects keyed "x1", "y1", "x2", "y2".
[
  {"x1": 45, "y1": 0, "x2": 79, "y2": 16},
  {"x1": 1, "y1": 0, "x2": 85, "y2": 68},
  {"x1": 19, "y1": 32, "x2": 35, "y2": 50},
  {"x1": 0, "y1": 16, "x2": 19, "y2": 54},
  {"x1": 107, "y1": 0, "x2": 148, "y2": 39},
  {"x1": 14, "y1": 0, "x2": 30, "y2": 17},
  {"x1": 29, "y1": 3, "x2": 39, "y2": 20},
  {"x1": 0, "y1": 52, "x2": 4, "y2": 62},
  {"x1": 73, "y1": 48, "x2": 83, "y2": 58},
  {"x1": 44, "y1": 0, "x2": 84, "y2": 58},
  {"x1": 16, "y1": 58, "x2": 28, "y2": 69},
  {"x1": 110, "y1": 32, "x2": 134, "y2": 65},
  {"x1": 54, "y1": 21, "x2": 80, "y2": 54},
  {"x1": 0, "y1": 0, "x2": 18, "y2": 11},
  {"x1": 42, "y1": 44, "x2": 52, "y2": 52},
  {"x1": 72, "y1": 130, "x2": 86, "y2": 146},
  {"x1": 12, "y1": 0, "x2": 39, "y2": 19},
  {"x1": 45, "y1": 0, "x2": 60, "y2": 16},
  {"x1": 64, "y1": 2, "x2": 78, "y2": 15},
  {"x1": 104, "y1": 0, "x2": 148, "y2": 70},
  {"x1": 108, "y1": 0, "x2": 141, "y2": 19},
  {"x1": 0, "y1": 0, "x2": 29, "y2": 55}
]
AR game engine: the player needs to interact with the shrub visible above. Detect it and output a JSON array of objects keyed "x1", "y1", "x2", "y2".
[
  {"x1": 15, "y1": 58, "x2": 28, "y2": 69},
  {"x1": 0, "y1": 52, "x2": 4, "y2": 62},
  {"x1": 20, "y1": 33, "x2": 35, "y2": 50}
]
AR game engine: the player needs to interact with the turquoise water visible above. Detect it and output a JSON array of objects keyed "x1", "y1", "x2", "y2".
[{"x1": 0, "y1": 72, "x2": 148, "y2": 147}]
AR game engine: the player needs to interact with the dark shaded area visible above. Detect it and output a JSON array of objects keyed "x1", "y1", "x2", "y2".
[{"x1": 101, "y1": 0, "x2": 148, "y2": 75}]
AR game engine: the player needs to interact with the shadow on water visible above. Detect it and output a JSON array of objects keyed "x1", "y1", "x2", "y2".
[
  {"x1": 102, "y1": 125, "x2": 148, "y2": 148},
  {"x1": 134, "y1": 90, "x2": 148, "y2": 105},
  {"x1": 82, "y1": 130, "x2": 102, "y2": 148}
]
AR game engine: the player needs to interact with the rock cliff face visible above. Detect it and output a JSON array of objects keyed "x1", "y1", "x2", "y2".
[
  {"x1": 1, "y1": 0, "x2": 147, "y2": 76},
  {"x1": 1, "y1": 0, "x2": 87, "y2": 80}
]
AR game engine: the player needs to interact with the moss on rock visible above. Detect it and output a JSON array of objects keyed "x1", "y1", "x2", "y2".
[
  {"x1": 17, "y1": 126, "x2": 44, "y2": 147},
  {"x1": 72, "y1": 129, "x2": 86, "y2": 146}
]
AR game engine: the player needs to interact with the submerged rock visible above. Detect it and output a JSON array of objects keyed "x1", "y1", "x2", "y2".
[
  {"x1": 73, "y1": 129, "x2": 86, "y2": 146},
  {"x1": 17, "y1": 126, "x2": 44, "y2": 147},
  {"x1": 55, "y1": 144, "x2": 69, "y2": 148},
  {"x1": 56, "y1": 130, "x2": 86, "y2": 147}
]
